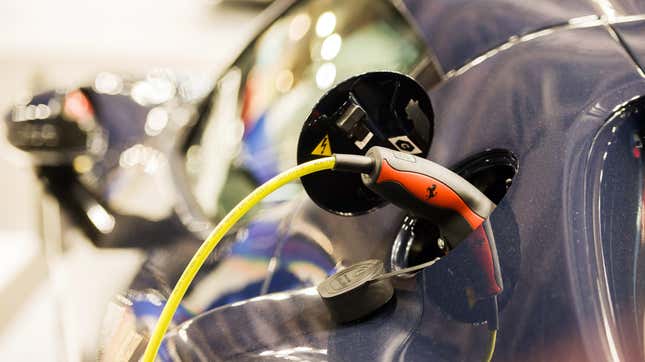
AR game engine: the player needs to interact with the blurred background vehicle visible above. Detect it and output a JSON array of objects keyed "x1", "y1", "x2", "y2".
[{"x1": 0, "y1": 1, "x2": 261, "y2": 360}]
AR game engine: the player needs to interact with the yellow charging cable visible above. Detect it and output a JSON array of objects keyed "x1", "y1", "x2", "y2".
[
  {"x1": 141, "y1": 156, "x2": 336, "y2": 361},
  {"x1": 484, "y1": 329, "x2": 497, "y2": 362}
]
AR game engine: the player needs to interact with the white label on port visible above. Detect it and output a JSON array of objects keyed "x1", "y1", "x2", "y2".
[{"x1": 388, "y1": 136, "x2": 422, "y2": 154}]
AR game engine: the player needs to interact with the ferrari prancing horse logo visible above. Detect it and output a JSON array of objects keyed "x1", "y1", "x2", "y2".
[{"x1": 426, "y1": 184, "x2": 437, "y2": 199}]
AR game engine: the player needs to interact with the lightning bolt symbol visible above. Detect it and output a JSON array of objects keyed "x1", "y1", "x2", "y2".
[
  {"x1": 312, "y1": 134, "x2": 332, "y2": 156},
  {"x1": 320, "y1": 137, "x2": 328, "y2": 153}
]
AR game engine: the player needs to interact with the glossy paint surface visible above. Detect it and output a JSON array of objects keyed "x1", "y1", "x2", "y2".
[
  {"x1": 613, "y1": 19, "x2": 645, "y2": 72},
  {"x1": 413, "y1": 24, "x2": 645, "y2": 362},
  {"x1": 401, "y1": 0, "x2": 596, "y2": 71},
  {"x1": 594, "y1": 0, "x2": 645, "y2": 16}
]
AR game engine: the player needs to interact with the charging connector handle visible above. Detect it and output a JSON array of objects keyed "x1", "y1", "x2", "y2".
[
  {"x1": 361, "y1": 146, "x2": 496, "y2": 247},
  {"x1": 331, "y1": 147, "x2": 503, "y2": 298}
]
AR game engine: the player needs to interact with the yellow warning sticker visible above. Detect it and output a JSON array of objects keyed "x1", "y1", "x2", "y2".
[{"x1": 311, "y1": 134, "x2": 332, "y2": 156}]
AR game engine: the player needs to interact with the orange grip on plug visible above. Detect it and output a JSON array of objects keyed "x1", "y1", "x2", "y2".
[{"x1": 376, "y1": 160, "x2": 485, "y2": 230}]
